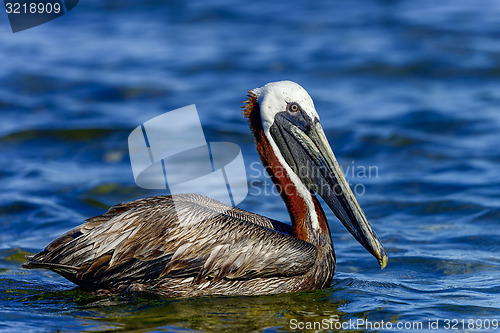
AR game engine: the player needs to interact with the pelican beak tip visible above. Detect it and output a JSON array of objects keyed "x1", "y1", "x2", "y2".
[{"x1": 378, "y1": 254, "x2": 388, "y2": 270}]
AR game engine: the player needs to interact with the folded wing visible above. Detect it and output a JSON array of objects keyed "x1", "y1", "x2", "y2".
[{"x1": 24, "y1": 194, "x2": 317, "y2": 288}]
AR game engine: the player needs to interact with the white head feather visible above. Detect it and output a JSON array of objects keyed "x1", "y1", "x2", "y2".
[{"x1": 252, "y1": 81, "x2": 320, "y2": 136}]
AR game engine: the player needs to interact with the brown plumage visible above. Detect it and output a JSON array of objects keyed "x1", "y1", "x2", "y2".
[
  {"x1": 23, "y1": 81, "x2": 386, "y2": 297},
  {"x1": 24, "y1": 194, "x2": 333, "y2": 296}
]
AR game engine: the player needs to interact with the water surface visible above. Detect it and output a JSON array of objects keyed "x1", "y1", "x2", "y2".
[{"x1": 1, "y1": 0, "x2": 500, "y2": 332}]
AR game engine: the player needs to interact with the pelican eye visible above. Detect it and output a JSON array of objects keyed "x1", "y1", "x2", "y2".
[{"x1": 288, "y1": 103, "x2": 300, "y2": 113}]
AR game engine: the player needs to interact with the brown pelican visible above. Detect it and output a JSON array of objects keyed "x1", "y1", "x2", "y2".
[{"x1": 23, "y1": 81, "x2": 387, "y2": 297}]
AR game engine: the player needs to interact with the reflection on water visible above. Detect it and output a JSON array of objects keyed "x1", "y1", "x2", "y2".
[
  {"x1": 2, "y1": 247, "x2": 343, "y2": 332},
  {"x1": 1, "y1": 0, "x2": 500, "y2": 331}
]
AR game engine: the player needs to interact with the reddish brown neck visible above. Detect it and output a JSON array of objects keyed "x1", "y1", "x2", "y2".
[{"x1": 242, "y1": 91, "x2": 329, "y2": 243}]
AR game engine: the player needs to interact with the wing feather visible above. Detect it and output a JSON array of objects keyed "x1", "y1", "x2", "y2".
[{"x1": 25, "y1": 194, "x2": 316, "y2": 287}]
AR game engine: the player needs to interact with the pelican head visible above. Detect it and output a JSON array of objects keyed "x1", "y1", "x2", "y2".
[{"x1": 250, "y1": 80, "x2": 387, "y2": 268}]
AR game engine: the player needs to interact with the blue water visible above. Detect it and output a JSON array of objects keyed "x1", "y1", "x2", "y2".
[{"x1": 1, "y1": 0, "x2": 500, "y2": 332}]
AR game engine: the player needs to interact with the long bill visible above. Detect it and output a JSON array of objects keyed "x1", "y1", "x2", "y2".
[{"x1": 285, "y1": 121, "x2": 388, "y2": 268}]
